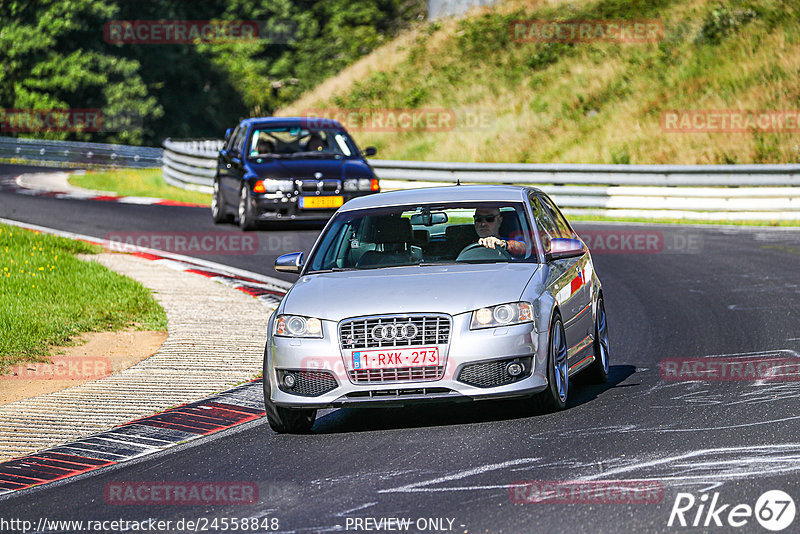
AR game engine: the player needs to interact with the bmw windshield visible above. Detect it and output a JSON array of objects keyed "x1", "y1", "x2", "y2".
[
  {"x1": 306, "y1": 202, "x2": 539, "y2": 273},
  {"x1": 247, "y1": 125, "x2": 358, "y2": 159}
]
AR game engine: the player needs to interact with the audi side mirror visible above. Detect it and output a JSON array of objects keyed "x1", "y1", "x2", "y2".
[
  {"x1": 364, "y1": 146, "x2": 377, "y2": 157},
  {"x1": 546, "y1": 238, "x2": 587, "y2": 261},
  {"x1": 275, "y1": 252, "x2": 304, "y2": 274}
]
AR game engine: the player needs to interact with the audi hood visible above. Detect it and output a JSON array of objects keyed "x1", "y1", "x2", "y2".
[{"x1": 280, "y1": 263, "x2": 541, "y2": 320}]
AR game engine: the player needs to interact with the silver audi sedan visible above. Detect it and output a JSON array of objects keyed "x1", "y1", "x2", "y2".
[{"x1": 263, "y1": 185, "x2": 609, "y2": 432}]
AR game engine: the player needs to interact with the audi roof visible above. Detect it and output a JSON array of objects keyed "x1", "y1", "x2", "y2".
[{"x1": 338, "y1": 185, "x2": 544, "y2": 211}]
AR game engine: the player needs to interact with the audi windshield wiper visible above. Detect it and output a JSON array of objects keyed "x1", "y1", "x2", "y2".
[{"x1": 307, "y1": 267, "x2": 355, "y2": 274}]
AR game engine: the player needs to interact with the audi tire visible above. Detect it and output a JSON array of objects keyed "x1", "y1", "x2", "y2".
[
  {"x1": 580, "y1": 296, "x2": 609, "y2": 384},
  {"x1": 263, "y1": 378, "x2": 316, "y2": 433},
  {"x1": 528, "y1": 314, "x2": 568, "y2": 413}
]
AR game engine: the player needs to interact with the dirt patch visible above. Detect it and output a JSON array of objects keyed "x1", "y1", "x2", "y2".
[{"x1": 0, "y1": 329, "x2": 167, "y2": 406}]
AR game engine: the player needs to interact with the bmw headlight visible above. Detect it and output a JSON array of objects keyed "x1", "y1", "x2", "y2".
[
  {"x1": 470, "y1": 302, "x2": 533, "y2": 330},
  {"x1": 269, "y1": 179, "x2": 294, "y2": 192},
  {"x1": 274, "y1": 315, "x2": 323, "y2": 338}
]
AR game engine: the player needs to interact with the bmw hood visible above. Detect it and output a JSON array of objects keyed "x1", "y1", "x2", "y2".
[
  {"x1": 281, "y1": 263, "x2": 540, "y2": 320},
  {"x1": 248, "y1": 158, "x2": 373, "y2": 180}
]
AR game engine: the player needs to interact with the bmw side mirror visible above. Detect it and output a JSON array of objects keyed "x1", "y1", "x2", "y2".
[
  {"x1": 224, "y1": 128, "x2": 233, "y2": 141},
  {"x1": 364, "y1": 146, "x2": 377, "y2": 157},
  {"x1": 546, "y1": 238, "x2": 586, "y2": 261},
  {"x1": 275, "y1": 252, "x2": 304, "y2": 274}
]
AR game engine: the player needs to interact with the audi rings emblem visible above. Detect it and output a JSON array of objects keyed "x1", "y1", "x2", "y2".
[{"x1": 371, "y1": 322, "x2": 418, "y2": 342}]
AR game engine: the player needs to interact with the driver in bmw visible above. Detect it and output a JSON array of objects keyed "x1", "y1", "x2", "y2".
[{"x1": 474, "y1": 208, "x2": 527, "y2": 257}]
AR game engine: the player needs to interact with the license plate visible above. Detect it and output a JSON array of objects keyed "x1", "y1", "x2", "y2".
[
  {"x1": 299, "y1": 196, "x2": 343, "y2": 209},
  {"x1": 352, "y1": 347, "x2": 439, "y2": 370}
]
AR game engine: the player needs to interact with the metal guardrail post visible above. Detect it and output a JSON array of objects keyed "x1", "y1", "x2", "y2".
[{"x1": 0, "y1": 136, "x2": 162, "y2": 168}]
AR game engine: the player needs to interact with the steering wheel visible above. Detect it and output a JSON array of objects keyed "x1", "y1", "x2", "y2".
[{"x1": 456, "y1": 242, "x2": 513, "y2": 262}]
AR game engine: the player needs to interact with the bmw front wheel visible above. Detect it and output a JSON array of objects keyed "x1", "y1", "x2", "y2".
[
  {"x1": 238, "y1": 185, "x2": 256, "y2": 231},
  {"x1": 211, "y1": 179, "x2": 229, "y2": 224}
]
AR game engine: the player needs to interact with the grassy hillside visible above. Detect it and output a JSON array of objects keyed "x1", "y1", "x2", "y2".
[{"x1": 279, "y1": 0, "x2": 800, "y2": 164}]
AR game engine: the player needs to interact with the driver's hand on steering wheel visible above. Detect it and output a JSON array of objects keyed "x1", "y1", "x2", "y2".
[{"x1": 478, "y1": 236, "x2": 507, "y2": 250}]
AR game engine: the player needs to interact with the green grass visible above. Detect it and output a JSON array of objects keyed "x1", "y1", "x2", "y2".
[
  {"x1": 0, "y1": 224, "x2": 167, "y2": 374},
  {"x1": 69, "y1": 168, "x2": 212, "y2": 205}
]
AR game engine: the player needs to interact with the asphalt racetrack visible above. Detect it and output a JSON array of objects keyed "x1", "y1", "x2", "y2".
[{"x1": 2, "y1": 163, "x2": 800, "y2": 533}]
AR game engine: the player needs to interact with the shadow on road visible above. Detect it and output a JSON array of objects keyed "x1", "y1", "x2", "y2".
[{"x1": 311, "y1": 364, "x2": 638, "y2": 434}]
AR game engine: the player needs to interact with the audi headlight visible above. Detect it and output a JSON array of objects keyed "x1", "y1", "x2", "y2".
[
  {"x1": 470, "y1": 302, "x2": 533, "y2": 330},
  {"x1": 275, "y1": 315, "x2": 323, "y2": 338}
]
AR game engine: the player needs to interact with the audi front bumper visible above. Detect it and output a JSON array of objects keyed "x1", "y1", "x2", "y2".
[{"x1": 264, "y1": 313, "x2": 550, "y2": 409}]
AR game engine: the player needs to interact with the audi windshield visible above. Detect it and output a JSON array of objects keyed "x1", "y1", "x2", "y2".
[{"x1": 306, "y1": 202, "x2": 539, "y2": 272}]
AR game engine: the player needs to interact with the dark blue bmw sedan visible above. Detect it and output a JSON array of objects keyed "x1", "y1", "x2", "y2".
[{"x1": 212, "y1": 116, "x2": 380, "y2": 229}]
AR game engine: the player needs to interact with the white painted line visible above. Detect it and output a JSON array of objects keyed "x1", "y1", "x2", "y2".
[
  {"x1": 378, "y1": 457, "x2": 540, "y2": 494},
  {"x1": 334, "y1": 502, "x2": 378, "y2": 516},
  {"x1": 581, "y1": 443, "x2": 800, "y2": 481},
  {"x1": 117, "y1": 197, "x2": 160, "y2": 205}
]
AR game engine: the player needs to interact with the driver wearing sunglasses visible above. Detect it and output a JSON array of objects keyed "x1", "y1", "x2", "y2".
[{"x1": 474, "y1": 208, "x2": 527, "y2": 257}]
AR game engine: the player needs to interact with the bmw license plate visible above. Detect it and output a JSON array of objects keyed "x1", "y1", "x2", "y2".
[
  {"x1": 299, "y1": 195, "x2": 344, "y2": 209},
  {"x1": 351, "y1": 347, "x2": 439, "y2": 370}
]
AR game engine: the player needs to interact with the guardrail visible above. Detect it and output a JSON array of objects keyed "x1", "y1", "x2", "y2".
[
  {"x1": 161, "y1": 138, "x2": 222, "y2": 193},
  {"x1": 163, "y1": 138, "x2": 800, "y2": 220},
  {"x1": 0, "y1": 136, "x2": 162, "y2": 168}
]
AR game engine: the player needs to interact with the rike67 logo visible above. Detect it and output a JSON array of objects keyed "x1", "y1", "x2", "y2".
[{"x1": 668, "y1": 490, "x2": 796, "y2": 531}]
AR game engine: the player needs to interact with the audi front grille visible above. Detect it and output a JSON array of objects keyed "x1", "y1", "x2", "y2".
[
  {"x1": 349, "y1": 365, "x2": 446, "y2": 383},
  {"x1": 339, "y1": 314, "x2": 451, "y2": 350},
  {"x1": 339, "y1": 314, "x2": 451, "y2": 384}
]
